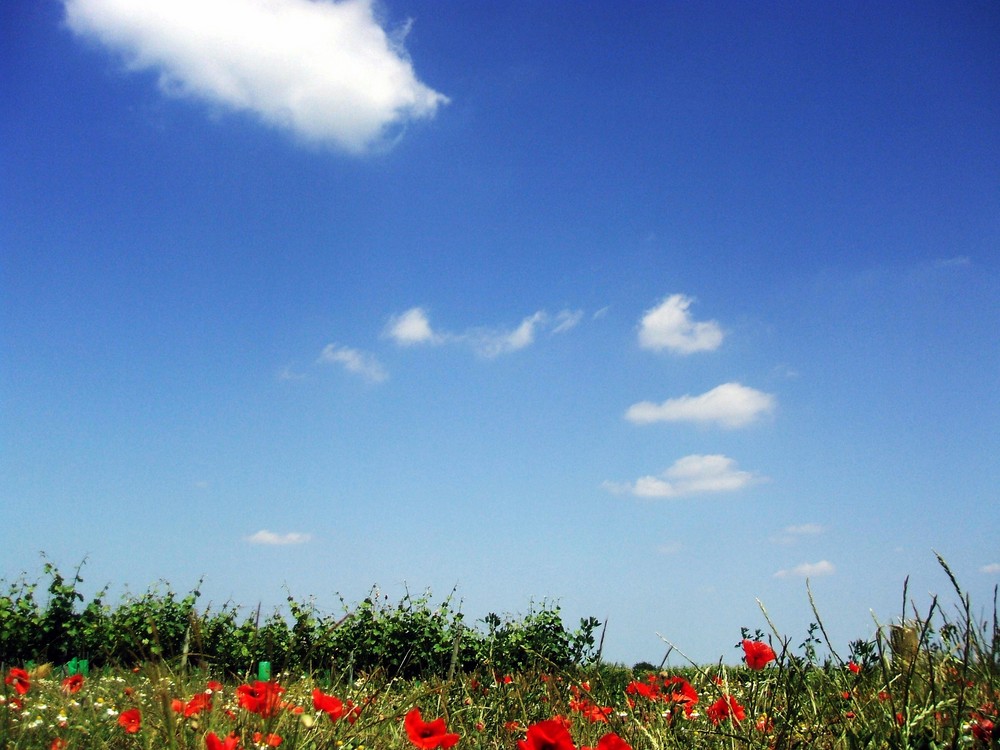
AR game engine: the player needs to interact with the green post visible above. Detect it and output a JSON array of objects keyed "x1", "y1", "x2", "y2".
[
  {"x1": 79, "y1": 659, "x2": 89, "y2": 677},
  {"x1": 258, "y1": 661, "x2": 271, "y2": 681},
  {"x1": 67, "y1": 658, "x2": 79, "y2": 676}
]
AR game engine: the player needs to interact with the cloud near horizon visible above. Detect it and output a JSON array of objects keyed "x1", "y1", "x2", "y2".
[
  {"x1": 62, "y1": 0, "x2": 448, "y2": 153},
  {"x1": 317, "y1": 343, "x2": 388, "y2": 382},
  {"x1": 625, "y1": 382, "x2": 775, "y2": 428},
  {"x1": 638, "y1": 294, "x2": 723, "y2": 354},
  {"x1": 774, "y1": 560, "x2": 836, "y2": 578},
  {"x1": 246, "y1": 530, "x2": 312, "y2": 545},
  {"x1": 603, "y1": 454, "x2": 762, "y2": 499},
  {"x1": 383, "y1": 306, "x2": 582, "y2": 358}
]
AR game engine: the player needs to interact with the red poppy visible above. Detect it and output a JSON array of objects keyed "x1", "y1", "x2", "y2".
[
  {"x1": 706, "y1": 695, "x2": 746, "y2": 725},
  {"x1": 118, "y1": 708, "x2": 142, "y2": 734},
  {"x1": 207, "y1": 680, "x2": 223, "y2": 693},
  {"x1": 847, "y1": 661, "x2": 861, "y2": 674},
  {"x1": 61, "y1": 674, "x2": 84, "y2": 694},
  {"x1": 518, "y1": 718, "x2": 576, "y2": 750},
  {"x1": 236, "y1": 681, "x2": 285, "y2": 718},
  {"x1": 4, "y1": 668, "x2": 30, "y2": 695},
  {"x1": 206, "y1": 731, "x2": 242, "y2": 750},
  {"x1": 184, "y1": 692, "x2": 213, "y2": 717},
  {"x1": 663, "y1": 676, "x2": 699, "y2": 716},
  {"x1": 253, "y1": 732, "x2": 283, "y2": 747},
  {"x1": 582, "y1": 733, "x2": 631, "y2": 750},
  {"x1": 742, "y1": 640, "x2": 776, "y2": 670},
  {"x1": 312, "y1": 688, "x2": 345, "y2": 720},
  {"x1": 404, "y1": 708, "x2": 461, "y2": 750},
  {"x1": 50, "y1": 739, "x2": 68, "y2": 750}
]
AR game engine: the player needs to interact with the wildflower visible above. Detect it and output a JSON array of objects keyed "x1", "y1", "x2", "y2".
[
  {"x1": 50, "y1": 739, "x2": 68, "y2": 750},
  {"x1": 253, "y1": 731, "x2": 283, "y2": 747},
  {"x1": 206, "y1": 731, "x2": 242, "y2": 750},
  {"x1": 742, "y1": 640, "x2": 776, "y2": 670},
  {"x1": 184, "y1": 692, "x2": 213, "y2": 717},
  {"x1": 313, "y1": 688, "x2": 345, "y2": 721},
  {"x1": 662, "y1": 676, "x2": 699, "y2": 717},
  {"x1": 4, "y1": 668, "x2": 30, "y2": 695},
  {"x1": 237, "y1": 681, "x2": 285, "y2": 718},
  {"x1": 847, "y1": 661, "x2": 861, "y2": 674},
  {"x1": 706, "y1": 695, "x2": 745, "y2": 725},
  {"x1": 970, "y1": 713, "x2": 997, "y2": 745},
  {"x1": 61, "y1": 674, "x2": 84, "y2": 694},
  {"x1": 207, "y1": 680, "x2": 224, "y2": 693},
  {"x1": 404, "y1": 707, "x2": 461, "y2": 750},
  {"x1": 118, "y1": 708, "x2": 141, "y2": 734},
  {"x1": 585, "y1": 734, "x2": 631, "y2": 750},
  {"x1": 518, "y1": 718, "x2": 576, "y2": 750}
]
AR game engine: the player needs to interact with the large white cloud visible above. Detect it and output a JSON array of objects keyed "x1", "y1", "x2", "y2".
[
  {"x1": 603, "y1": 454, "x2": 762, "y2": 499},
  {"x1": 63, "y1": 0, "x2": 448, "y2": 153},
  {"x1": 317, "y1": 343, "x2": 387, "y2": 382},
  {"x1": 625, "y1": 382, "x2": 776, "y2": 429},
  {"x1": 638, "y1": 294, "x2": 723, "y2": 354}
]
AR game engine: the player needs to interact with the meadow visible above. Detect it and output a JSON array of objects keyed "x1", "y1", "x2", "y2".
[{"x1": 1, "y1": 556, "x2": 997, "y2": 749}]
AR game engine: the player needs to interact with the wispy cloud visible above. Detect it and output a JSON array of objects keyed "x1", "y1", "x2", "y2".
[
  {"x1": 625, "y1": 382, "x2": 775, "y2": 429},
  {"x1": 384, "y1": 307, "x2": 582, "y2": 358},
  {"x1": 62, "y1": 0, "x2": 448, "y2": 153},
  {"x1": 603, "y1": 454, "x2": 763, "y2": 499},
  {"x1": 981, "y1": 563, "x2": 1000, "y2": 574},
  {"x1": 317, "y1": 344, "x2": 387, "y2": 383},
  {"x1": 771, "y1": 523, "x2": 824, "y2": 545},
  {"x1": 246, "y1": 530, "x2": 312, "y2": 545},
  {"x1": 774, "y1": 560, "x2": 836, "y2": 578},
  {"x1": 552, "y1": 309, "x2": 584, "y2": 334},
  {"x1": 638, "y1": 294, "x2": 723, "y2": 354}
]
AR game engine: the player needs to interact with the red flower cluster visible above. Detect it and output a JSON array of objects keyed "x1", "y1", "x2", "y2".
[
  {"x1": 206, "y1": 731, "x2": 242, "y2": 750},
  {"x1": 625, "y1": 674, "x2": 699, "y2": 717},
  {"x1": 404, "y1": 707, "x2": 461, "y2": 749},
  {"x1": 61, "y1": 674, "x2": 84, "y2": 694},
  {"x1": 518, "y1": 718, "x2": 631, "y2": 750},
  {"x1": 569, "y1": 684, "x2": 613, "y2": 723},
  {"x1": 742, "y1": 640, "x2": 777, "y2": 670},
  {"x1": 173, "y1": 691, "x2": 213, "y2": 717}
]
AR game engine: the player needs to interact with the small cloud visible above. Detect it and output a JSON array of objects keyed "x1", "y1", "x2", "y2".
[
  {"x1": 63, "y1": 0, "x2": 448, "y2": 153},
  {"x1": 784, "y1": 523, "x2": 823, "y2": 536},
  {"x1": 278, "y1": 364, "x2": 308, "y2": 381},
  {"x1": 625, "y1": 382, "x2": 775, "y2": 429},
  {"x1": 638, "y1": 294, "x2": 723, "y2": 354},
  {"x1": 246, "y1": 530, "x2": 312, "y2": 545},
  {"x1": 981, "y1": 563, "x2": 1000, "y2": 575},
  {"x1": 383, "y1": 307, "x2": 442, "y2": 346},
  {"x1": 552, "y1": 309, "x2": 584, "y2": 334},
  {"x1": 771, "y1": 523, "x2": 824, "y2": 545},
  {"x1": 592, "y1": 306, "x2": 610, "y2": 320},
  {"x1": 472, "y1": 312, "x2": 547, "y2": 357},
  {"x1": 317, "y1": 343, "x2": 387, "y2": 383},
  {"x1": 604, "y1": 454, "x2": 763, "y2": 499},
  {"x1": 774, "y1": 560, "x2": 836, "y2": 579},
  {"x1": 933, "y1": 256, "x2": 971, "y2": 269}
]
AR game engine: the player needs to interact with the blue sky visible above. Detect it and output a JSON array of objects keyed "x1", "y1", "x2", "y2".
[{"x1": 2, "y1": 0, "x2": 998, "y2": 666}]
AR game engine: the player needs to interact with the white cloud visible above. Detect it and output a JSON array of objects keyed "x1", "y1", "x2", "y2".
[
  {"x1": 981, "y1": 563, "x2": 1000, "y2": 574},
  {"x1": 552, "y1": 309, "x2": 584, "y2": 334},
  {"x1": 774, "y1": 560, "x2": 836, "y2": 579},
  {"x1": 246, "y1": 530, "x2": 312, "y2": 545},
  {"x1": 472, "y1": 311, "x2": 547, "y2": 358},
  {"x1": 62, "y1": 0, "x2": 448, "y2": 153},
  {"x1": 317, "y1": 343, "x2": 387, "y2": 382},
  {"x1": 638, "y1": 294, "x2": 723, "y2": 354},
  {"x1": 385, "y1": 307, "x2": 569, "y2": 358},
  {"x1": 771, "y1": 522, "x2": 824, "y2": 545},
  {"x1": 383, "y1": 307, "x2": 441, "y2": 346},
  {"x1": 603, "y1": 454, "x2": 762, "y2": 499},
  {"x1": 625, "y1": 382, "x2": 775, "y2": 429}
]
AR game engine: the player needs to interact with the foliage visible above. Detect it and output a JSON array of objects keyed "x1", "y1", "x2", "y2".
[{"x1": 0, "y1": 558, "x2": 600, "y2": 679}]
